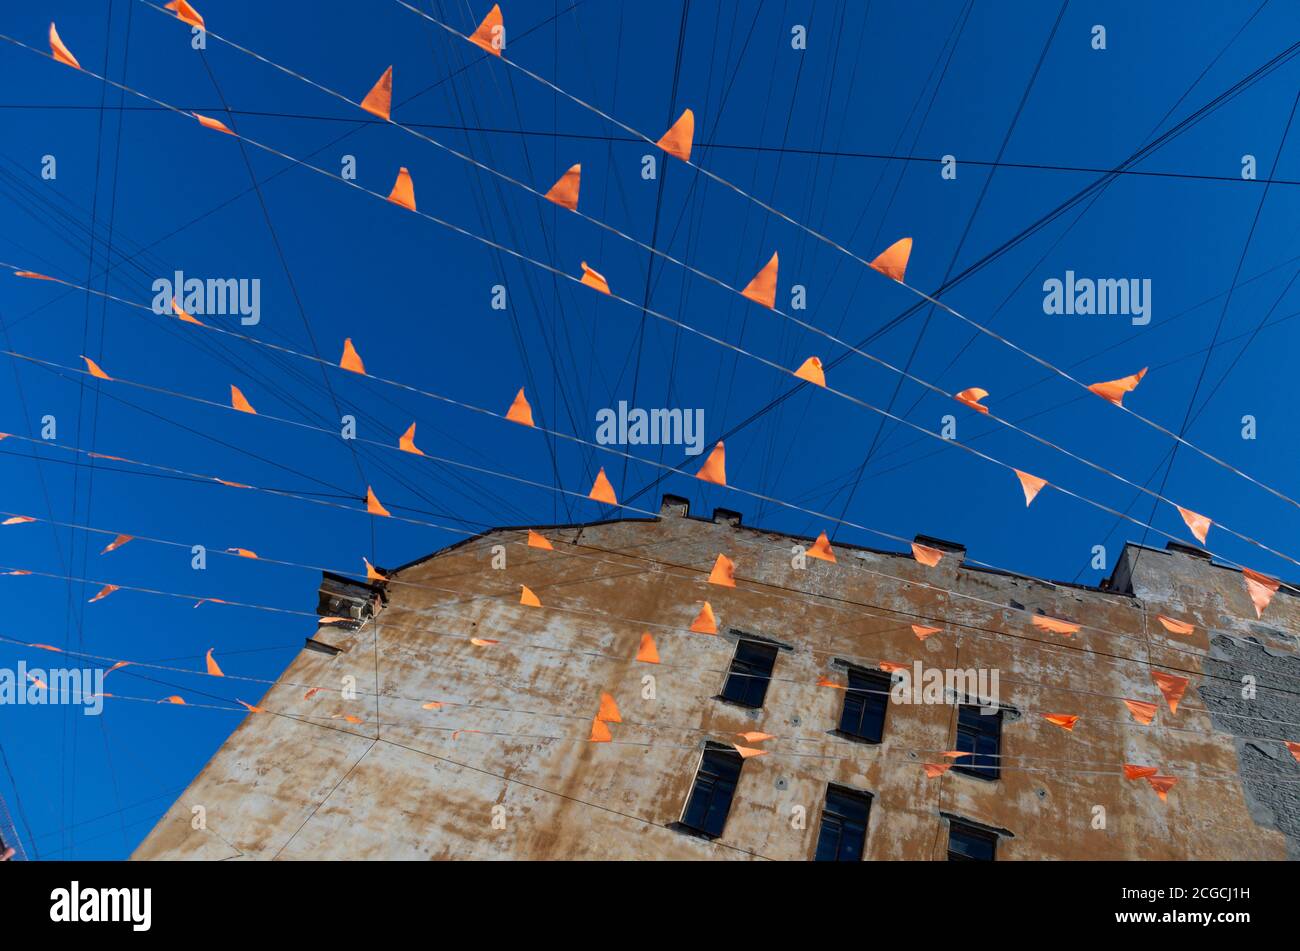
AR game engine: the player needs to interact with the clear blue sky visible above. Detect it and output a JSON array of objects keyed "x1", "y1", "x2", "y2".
[{"x1": 1, "y1": 0, "x2": 1298, "y2": 858}]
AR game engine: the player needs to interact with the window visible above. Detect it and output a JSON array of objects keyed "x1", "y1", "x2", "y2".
[
  {"x1": 953, "y1": 703, "x2": 1001, "y2": 780},
  {"x1": 719, "y1": 639, "x2": 779, "y2": 708},
  {"x1": 947, "y1": 820, "x2": 997, "y2": 861},
  {"x1": 678, "y1": 744, "x2": 744, "y2": 839},
  {"x1": 835, "y1": 667, "x2": 891, "y2": 743},
  {"x1": 814, "y1": 785, "x2": 872, "y2": 861}
]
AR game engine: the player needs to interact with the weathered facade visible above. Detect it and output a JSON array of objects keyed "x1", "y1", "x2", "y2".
[{"x1": 133, "y1": 496, "x2": 1300, "y2": 860}]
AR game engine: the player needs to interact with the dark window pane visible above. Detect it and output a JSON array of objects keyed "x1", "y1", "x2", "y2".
[
  {"x1": 814, "y1": 785, "x2": 871, "y2": 861},
  {"x1": 680, "y1": 746, "x2": 743, "y2": 839},
  {"x1": 953, "y1": 705, "x2": 1001, "y2": 780},
  {"x1": 837, "y1": 668, "x2": 890, "y2": 742},
  {"x1": 947, "y1": 821, "x2": 997, "y2": 861},
  {"x1": 719, "y1": 640, "x2": 779, "y2": 708}
]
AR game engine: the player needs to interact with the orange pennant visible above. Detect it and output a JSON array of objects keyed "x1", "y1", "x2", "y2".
[
  {"x1": 1146, "y1": 775, "x2": 1177, "y2": 801},
  {"x1": 526, "y1": 529, "x2": 553, "y2": 550},
  {"x1": 1015, "y1": 470, "x2": 1047, "y2": 507},
  {"x1": 88, "y1": 584, "x2": 119, "y2": 603},
  {"x1": 911, "y1": 542, "x2": 943, "y2": 567},
  {"x1": 737, "y1": 731, "x2": 775, "y2": 743},
  {"x1": 696, "y1": 441, "x2": 727, "y2": 486},
  {"x1": 366, "y1": 487, "x2": 391, "y2": 518},
  {"x1": 734, "y1": 745, "x2": 768, "y2": 759},
  {"x1": 205, "y1": 648, "x2": 224, "y2": 677},
  {"x1": 1123, "y1": 764, "x2": 1159, "y2": 780},
  {"x1": 106, "y1": 661, "x2": 130, "y2": 675},
  {"x1": 2, "y1": 516, "x2": 36, "y2": 526},
  {"x1": 589, "y1": 716, "x2": 612, "y2": 743},
  {"x1": 171, "y1": 297, "x2": 204, "y2": 326},
  {"x1": 544, "y1": 164, "x2": 581, "y2": 211},
  {"x1": 164, "y1": 1, "x2": 205, "y2": 30},
  {"x1": 579, "y1": 261, "x2": 611, "y2": 295},
  {"x1": 1043, "y1": 713, "x2": 1079, "y2": 731},
  {"x1": 520, "y1": 584, "x2": 541, "y2": 607},
  {"x1": 1284, "y1": 741, "x2": 1300, "y2": 763},
  {"x1": 636, "y1": 632, "x2": 660, "y2": 664},
  {"x1": 230, "y1": 385, "x2": 256, "y2": 414},
  {"x1": 1151, "y1": 671, "x2": 1189, "y2": 714},
  {"x1": 879, "y1": 661, "x2": 908, "y2": 674},
  {"x1": 817, "y1": 676, "x2": 845, "y2": 689},
  {"x1": 161, "y1": 695, "x2": 186, "y2": 705},
  {"x1": 2, "y1": 569, "x2": 33, "y2": 575},
  {"x1": 303, "y1": 687, "x2": 321, "y2": 699},
  {"x1": 360, "y1": 66, "x2": 393, "y2": 121},
  {"x1": 506, "y1": 388, "x2": 535, "y2": 426},
  {"x1": 1032, "y1": 615, "x2": 1081, "y2": 636},
  {"x1": 387, "y1": 166, "x2": 416, "y2": 211},
  {"x1": 740, "y1": 253, "x2": 779, "y2": 309},
  {"x1": 806, "y1": 531, "x2": 836, "y2": 563},
  {"x1": 422, "y1": 701, "x2": 444, "y2": 710},
  {"x1": 1123, "y1": 699, "x2": 1158, "y2": 725},
  {"x1": 398, "y1": 422, "x2": 424, "y2": 456},
  {"x1": 708, "y1": 554, "x2": 736, "y2": 587},
  {"x1": 49, "y1": 23, "x2": 81, "y2": 70},
  {"x1": 363, "y1": 557, "x2": 387, "y2": 582},
  {"x1": 941, "y1": 751, "x2": 971, "y2": 759},
  {"x1": 340, "y1": 338, "x2": 366, "y2": 375},
  {"x1": 793, "y1": 356, "x2": 825, "y2": 387},
  {"x1": 29, "y1": 643, "x2": 62, "y2": 652},
  {"x1": 468, "y1": 4, "x2": 505, "y2": 56},
  {"x1": 1175, "y1": 505, "x2": 1210, "y2": 544},
  {"x1": 1088, "y1": 367, "x2": 1147, "y2": 407},
  {"x1": 193, "y1": 112, "x2": 235, "y2": 135},
  {"x1": 689, "y1": 602, "x2": 717, "y2": 634},
  {"x1": 1242, "y1": 567, "x2": 1280, "y2": 618},
  {"x1": 596, "y1": 692, "x2": 622, "y2": 723},
  {"x1": 470, "y1": 637, "x2": 499, "y2": 647},
  {"x1": 912, "y1": 624, "x2": 941, "y2": 641},
  {"x1": 869, "y1": 237, "x2": 912, "y2": 282},
  {"x1": 193, "y1": 598, "x2": 228, "y2": 608},
  {"x1": 226, "y1": 548, "x2": 258, "y2": 559},
  {"x1": 588, "y1": 467, "x2": 618, "y2": 505},
  {"x1": 1156, "y1": 615, "x2": 1194, "y2": 636},
  {"x1": 237, "y1": 699, "x2": 264, "y2": 714},
  {"x1": 923, "y1": 763, "x2": 951, "y2": 778},
  {"x1": 954, "y1": 387, "x2": 989, "y2": 413},
  {"x1": 81, "y1": 355, "x2": 111, "y2": 380},
  {"x1": 656, "y1": 108, "x2": 695, "y2": 162}
]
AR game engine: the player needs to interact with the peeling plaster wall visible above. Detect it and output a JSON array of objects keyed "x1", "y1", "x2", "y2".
[{"x1": 132, "y1": 505, "x2": 1297, "y2": 860}]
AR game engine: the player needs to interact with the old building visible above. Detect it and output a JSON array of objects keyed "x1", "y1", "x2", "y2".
[{"x1": 132, "y1": 495, "x2": 1300, "y2": 860}]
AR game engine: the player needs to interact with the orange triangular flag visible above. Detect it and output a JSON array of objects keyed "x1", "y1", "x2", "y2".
[
  {"x1": 470, "y1": 638, "x2": 498, "y2": 647},
  {"x1": 161, "y1": 695, "x2": 186, "y2": 705},
  {"x1": 1123, "y1": 764, "x2": 1158, "y2": 780},
  {"x1": 793, "y1": 356, "x2": 825, "y2": 387},
  {"x1": 806, "y1": 531, "x2": 836, "y2": 563},
  {"x1": 941, "y1": 751, "x2": 971, "y2": 759},
  {"x1": 226, "y1": 548, "x2": 258, "y2": 559},
  {"x1": 387, "y1": 166, "x2": 416, "y2": 211},
  {"x1": 589, "y1": 716, "x2": 612, "y2": 743},
  {"x1": 360, "y1": 66, "x2": 393, "y2": 121},
  {"x1": 520, "y1": 584, "x2": 541, "y2": 607},
  {"x1": 193, "y1": 112, "x2": 235, "y2": 135},
  {"x1": 88, "y1": 584, "x2": 118, "y2": 603},
  {"x1": 1243, "y1": 567, "x2": 1280, "y2": 618},
  {"x1": 340, "y1": 338, "x2": 366, "y2": 375},
  {"x1": 656, "y1": 108, "x2": 695, "y2": 162},
  {"x1": 1146, "y1": 775, "x2": 1177, "y2": 801},
  {"x1": 1015, "y1": 470, "x2": 1047, "y2": 507},
  {"x1": 468, "y1": 4, "x2": 505, "y2": 56},
  {"x1": 734, "y1": 745, "x2": 768, "y2": 759},
  {"x1": 422, "y1": 701, "x2": 444, "y2": 710},
  {"x1": 205, "y1": 648, "x2": 224, "y2": 677},
  {"x1": 398, "y1": 422, "x2": 424, "y2": 456},
  {"x1": 737, "y1": 731, "x2": 775, "y2": 743},
  {"x1": 364, "y1": 557, "x2": 387, "y2": 582},
  {"x1": 106, "y1": 661, "x2": 130, "y2": 675},
  {"x1": 506, "y1": 388, "x2": 535, "y2": 426},
  {"x1": 596, "y1": 692, "x2": 622, "y2": 723},
  {"x1": 954, "y1": 387, "x2": 989, "y2": 413},
  {"x1": 1088, "y1": 368, "x2": 1147, "y2": 407},
  {"x1": 101, "y1": 534, "x2": 132, "y2": 554},
  {"x1": 588, "y1": 467, "x2": 617, "y2": 505},
  {"x1": 1175, "y1": 505, "x2": 1210, "y2": 544},
  {"x1": 1043, "y1": 713, "x2": 1079, "y2": 731},
  {"x1": 740, "y1": 253, "x2": 778, "y2": 309},
  {"x1": 1156, "y1": 615, "x2": 1194, "y2": 636},
  {"x1": 1151, "y1": 671, "x2": 1189, "y2": 714},
  {"x1": 690, "y1": 602, "x2": 717, "y2": 634},
  {"x1": 912, "y1": 624, "x2": 941, "y2": 641},
  {"x1": 49, "y1": 23, "x2": 81, "y2": 70},
  {"x1": 869, "y1": 237, "x2": 912, "y2": 282},
  {"x1": 171, "y1": 297, "x2": 203, "y2": 326},
  {"x1": 879, "y1": 661, "x2": 908, "y2": 674},
  {"x1": 708, "y1": 554, "x2": 736, "y2": 587},
  {"x1": 1284, "y1": 741, "x2": 1300, "y2": 763},
  {"x1": 636, "y1": 632, "x2": 659, "y2": 664},
  {"x1": 911, "y1": 542, "x2": 943, "y2": 567},
  {"x1": 237, "y1": 699, "x2": 264, "y2": 714},
  {"x1": 1032, "y1": 615, "x2": 1081, "y2": 636},
  {"x1": 82, "y1": 355, "x2": 110, "y2": 380},
  {"x1": 923, "y1": 763, "x2": 951, "y2": 778},
  {"x1": 1123, "y1": 699, "x2": 1158, "y2": 725},
  {"x1": 544, "y1": 164, "x2": 581, "y2": 211},
  {"x1": 2, "y1": 516, "x2": 36, "y2": 525},
  {"x1": 696, "y1": 441, "x2": 726, "y2": 485},
  {"x1": 366, "y1": 487, "x2": 391, "y2": 517},
  {"x1": 164, "y1": 1, "x2": 205, "y2": 30},
  {"x1": 527, "y1": 529, "x2": 553, "y2": 550},
  {"x1": 817, "y1": 676, "x2": 845, "y2": 689},
  {"x1": 230, "y1": 385, "x2": 256, "y2": 414},
  {"x1": 579, "y1": 261, "x2": 611, "y2": 295}
]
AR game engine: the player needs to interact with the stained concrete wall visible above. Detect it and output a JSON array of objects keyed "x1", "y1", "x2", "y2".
[{"x1": 132, "y1": 499, "x2": 1298, "y2": 860}]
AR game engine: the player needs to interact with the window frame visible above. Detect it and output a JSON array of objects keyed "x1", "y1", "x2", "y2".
[
  {"x1": 946, "y1": 818, "x2": 999, "y2": 861},
  {"x1": 674, "y1": 742, "x2": 745, "y2": 841},
  {"x1": 813, "y1": 783, "x2": 873, "y2": 862},
  {"x1": 830, "y1": 664, "x2": 893, "y2": 744},
  {"x1": 952, "y1": 702, "x2": 1003, "y2": 781},
  {"x1": 716, "y1": 637, "x2": 781, "y2": 709}
]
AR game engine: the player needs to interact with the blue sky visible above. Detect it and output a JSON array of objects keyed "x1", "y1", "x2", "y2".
[{"x1": 1, "y1": 0, "x2": 1298, "y2": 858}]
